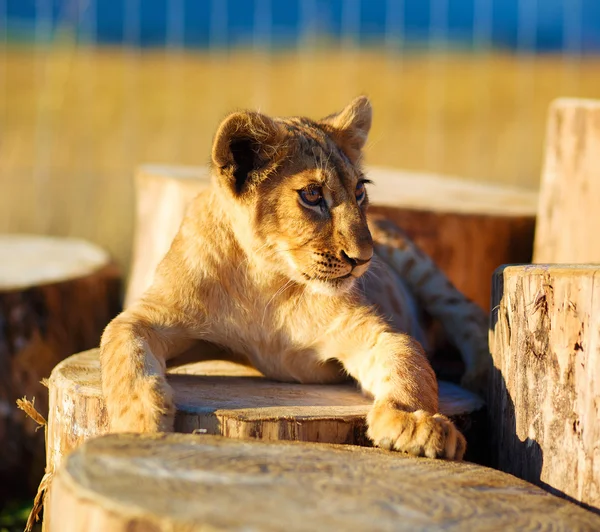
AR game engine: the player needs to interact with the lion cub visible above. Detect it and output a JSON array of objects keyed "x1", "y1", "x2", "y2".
[{"x1": 100, "y1": 97, "x2": 489, "y2": 460}]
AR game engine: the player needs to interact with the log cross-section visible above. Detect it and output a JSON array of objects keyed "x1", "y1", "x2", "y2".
[
  {"x1": 47, "y1": 348, "x2": 485, "y2": 475},
  {"x1": 47, "y1": 433, "x2": 600, "y2": 532},
  {"x1": 0, "y1": 235, "x2": 121, "y2": 499}
]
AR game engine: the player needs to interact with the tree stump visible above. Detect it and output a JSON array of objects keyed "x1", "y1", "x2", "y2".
[
  {"x1": 46, "y1": 348, "x2": 485, "y2": 476},
  {"x1": 47, "y1": 433, "x2": 600, "y2": 532},
  {"x1": 0, "y1": 235, "x2": 121, "y2": 498},
  {"x1": 125, "y1": 165, "x2": 538, "y2": 310},
  {"x1": 489, "y1": 264, "x2": 600, "y2": 514},
  {"x1": 534, "y1": 99, "x2": 600, "y2": 263},
  {"x1": 367, "y1": 167, "x2": 537, "y2": 311},
  {"x1": 125, "y1": 165, "x2": 212, "y2": 307}
]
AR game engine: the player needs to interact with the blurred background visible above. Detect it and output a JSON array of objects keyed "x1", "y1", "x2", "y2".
[{"x1": 2, "y1": 0, "x2": 600, "y2": 275}]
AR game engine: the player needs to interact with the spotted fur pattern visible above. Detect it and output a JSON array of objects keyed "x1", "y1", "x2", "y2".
[{"x1": 100, "y1": 97, "x2": 490, "y2": 460}]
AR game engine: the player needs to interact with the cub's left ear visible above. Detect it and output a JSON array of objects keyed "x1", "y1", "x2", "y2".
[
  {"x1": 320, "y1": 96, "x2": 372, "y2": 164},
  {"x1": 212, "y1": 111, "x2": 287, "y2": 197}
]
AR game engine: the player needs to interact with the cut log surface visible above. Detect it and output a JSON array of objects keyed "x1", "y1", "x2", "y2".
[
  {"x1": 47, "y1": 348, "x2": 484, "y2": 475},
  {"x1": 489, "y1": 264, "x2": 600, "y2": 514},
  {"x1": 48, "y1": 433, "x2": 600, "y2": 532},
  {"x1": 0, "y1": 235, "x2": 121, "y2": 497},
  {"x1": 534, "y1": 98, "x2": 600, "y2": 263},
  {"x1": 125, "y1": 164, "x2": 538, "y2": 310}
]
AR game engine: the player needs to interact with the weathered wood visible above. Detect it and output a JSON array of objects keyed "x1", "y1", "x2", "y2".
[
  {"x1": 534, "y1": 98, "x2": 600, "y2": 263},
  {"x1": 125, "y1": 164, "x2": 537, "y2": 309},
  {"x1": 125, "y1": 165, "x2": 212, "y2": 307},
  {"x1": 48, "y1": 433, "x2": 600, "y2": 532},
  {"x1": 489, "y1": 264, "x2": 600, "y2": 514},
  {"x1": 47, "y1": 348, "x2": 484, "y2": 476},
  {"x1": 0, "y1": 235, "x2": 121, "y2": 499}
]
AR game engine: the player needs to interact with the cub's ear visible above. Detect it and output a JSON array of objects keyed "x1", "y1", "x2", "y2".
[
  {"x1": 320, "y1": 96, "x2": 372, "y2": 164},
  {"x1": 212, "y1": 111, "x2": 287, "y2": 196}
]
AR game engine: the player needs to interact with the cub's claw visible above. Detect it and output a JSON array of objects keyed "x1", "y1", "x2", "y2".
[{"x1": 367, "y1": 404, "x2": 466, "y2": 461}]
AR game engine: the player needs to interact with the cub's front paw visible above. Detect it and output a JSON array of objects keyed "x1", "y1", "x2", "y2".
[
  {"x1": 105, "y1": 375, "x2": 175, "y2": 434},
  {"x1": 367, "y1": 403, "x2": 466, "y2": 460}
]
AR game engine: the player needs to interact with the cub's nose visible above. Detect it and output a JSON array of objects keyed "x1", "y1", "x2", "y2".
[{"x1": 340, "y1": 250, "x2": 372, "y2": 268}]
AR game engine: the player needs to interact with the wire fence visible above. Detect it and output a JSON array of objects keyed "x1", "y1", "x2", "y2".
[{"x1": 2, "y1": 0, "x2": 600, "y2": 271}]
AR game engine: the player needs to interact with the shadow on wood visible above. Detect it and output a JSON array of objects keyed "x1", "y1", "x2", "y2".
[{"x1": 488, "y1": 264, "x2": 600, "y2": 515}]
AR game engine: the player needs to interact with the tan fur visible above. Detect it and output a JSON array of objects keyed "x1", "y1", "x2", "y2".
[{"x1": 100, "y1": 97, "x2": 489, "y2": 460}]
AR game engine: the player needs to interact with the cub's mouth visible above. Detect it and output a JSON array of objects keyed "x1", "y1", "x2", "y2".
[
  {"x1": 299, "y1": 271, "x2": 358, "y2": 295},
  {"x1": 290, "y1": 250, "x2": 372, "y2": 294},
  {"x1": 301, "y1": 272, "x2": 352, "y2": 282},
  {"x1": 315, "y1": 273, "x2": 352, "y2": 281}
]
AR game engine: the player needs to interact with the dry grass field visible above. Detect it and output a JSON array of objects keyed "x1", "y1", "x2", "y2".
[{"x1": 2, "y1": 43, "x2": 600, "y2": 275}]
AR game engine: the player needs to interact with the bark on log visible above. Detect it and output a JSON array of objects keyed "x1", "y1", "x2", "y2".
[
  {"x1": 47, "y1": 348, "x2": 485, "y2": 476},
  {"x1": 489, "y1": 264, "x2": 600, "y2": 514},
  {"x1": 0, "y1": 235, "x2": 121, "y2": 498},
  {"x1": 534, "y1": 99, "x2": 600, "y2": 263},
  {"x1": 125, "y1": 165, "x2": 538, "y2": 310},
  {"x1": 47, "y1": 433, "x2": 600, "y2": 532}
]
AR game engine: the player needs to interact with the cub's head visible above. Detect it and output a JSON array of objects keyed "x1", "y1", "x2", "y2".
[{"x1": 212, "y1": 97, "x2": 373, "y2": 295}]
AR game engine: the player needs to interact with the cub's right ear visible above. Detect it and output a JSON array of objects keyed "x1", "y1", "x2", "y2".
[{"x1": 212, "y1": 111, "x2": 287, "y2": 197}]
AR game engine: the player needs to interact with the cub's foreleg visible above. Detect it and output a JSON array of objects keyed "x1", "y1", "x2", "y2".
[
  {"x1": 369, "y1": 216, "x2": 490, "y2": 394},
  {"x1": 323, "y1": 313, "x2": 466, "y2": 460},
  {"x1": 100, "y1": 297, "x2": 198, "y2": 433}
]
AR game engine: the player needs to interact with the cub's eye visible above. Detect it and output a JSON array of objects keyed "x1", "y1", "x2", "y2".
[
  {"x1": 356, "y1": 181, "x2": 366, "y2": 203},
  {"x1": 299, "y1": 187, "x2": 323, "y2": 207}
]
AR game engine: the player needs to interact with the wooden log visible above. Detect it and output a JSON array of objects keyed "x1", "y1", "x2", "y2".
[
  {"x1": 46, "y1": 348, "x2": 485, "y2": 476},
  {"x1": 125, "y1": 164, "x2": 538, "y2": 310},
  {"x1": 47, "y1": 433, "x2": 600, "y2": 532},
  {"x1": 367, "y1": 167, "x2": 537, "y2": 311},
  {"x1": 0, "y1": 235, "x2": 121, "y2": 498},
  {"x1": 489, "y1": 264, "x2": 600, "y2": 514},
  {"x1": 125, "y1": 165, "x2": 212, "y2": 307},
  {"x1": 534, "y1": 98, "x2": 600, "y2": 263}
]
